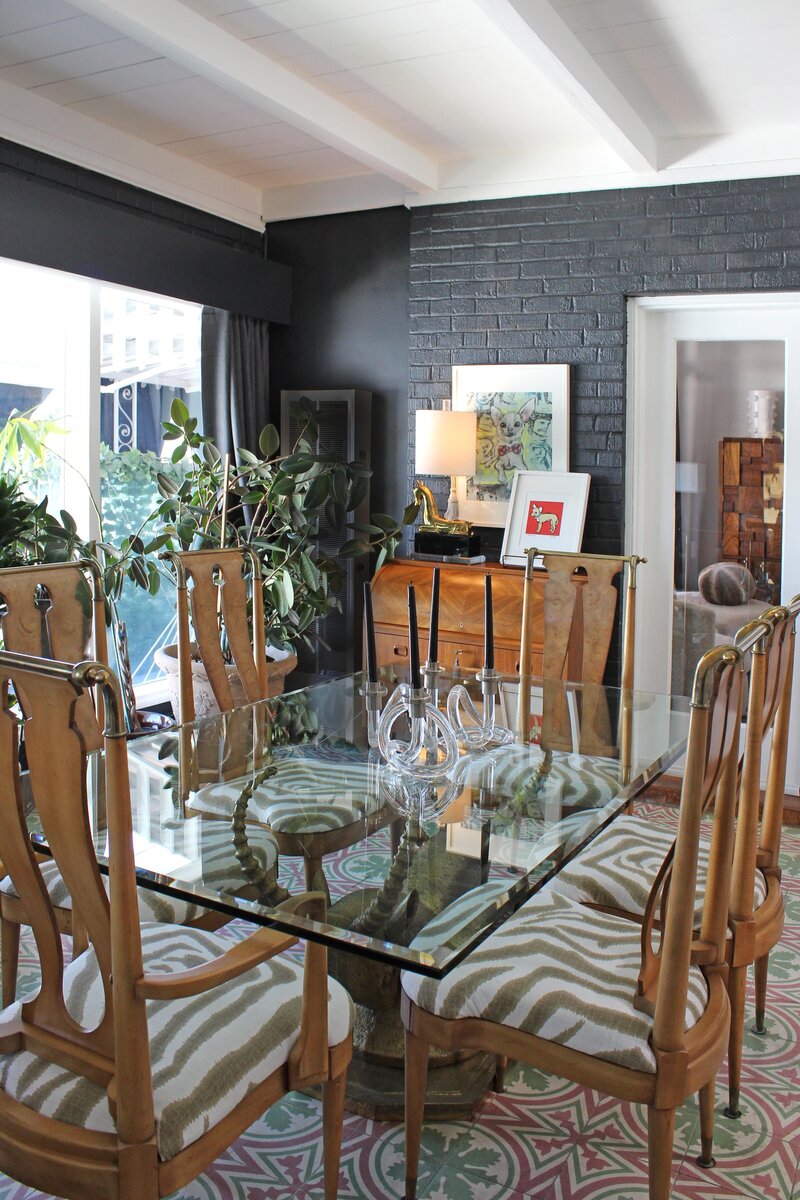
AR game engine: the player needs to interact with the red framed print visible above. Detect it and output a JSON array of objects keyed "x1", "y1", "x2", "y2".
[{"x1": 501, "y1": 470, "x2": 590, "y2": 565}]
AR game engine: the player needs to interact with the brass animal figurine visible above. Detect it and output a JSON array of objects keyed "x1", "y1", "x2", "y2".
[{"x1": 413, "y1": 480, "x2": 472, "y2": 535}]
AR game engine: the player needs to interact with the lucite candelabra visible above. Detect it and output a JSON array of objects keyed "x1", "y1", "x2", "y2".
[
  {"x1": 446, "y1": 666, "x2": 514, "y2": 750},
  {"x1": 377, "y1": 680, "x2": 459, "y2": 779},
  {"x1": 359, "y1": 679, "x2": 388, "y2": 749}
]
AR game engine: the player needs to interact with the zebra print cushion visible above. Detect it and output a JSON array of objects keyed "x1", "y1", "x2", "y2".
[
  {"x1": 472, "y1": 743, "x2": 623, "y2": 810},
  {"x1": 195, "y1": 757, "x2": 381, "y2": 834},
  {"x1": 0, "y1": 922, "x2": 353, "y2": 1161},
  {"x1": 548, "y1": 814, "x2": 768, "y2": 920},
  {"x1": 401, "y1": 890, "x2": 708, "y2": 1074},
  {"x1": 171, "y1": 820, "x2": 279, "y2": 896},
  {"x1": 409, "y1": 881, "x2": 511, "y2": 955},
  {"x1": 0, "y1": 859, "x2": 204, "y2": 925}
]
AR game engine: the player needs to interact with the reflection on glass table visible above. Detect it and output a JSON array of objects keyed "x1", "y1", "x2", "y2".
[
  {"x1": 32, "y1": 669, "x2": 689, "y2": 1116},
  {"x1": 55, "y1": 671, "x2": 689, "y2": 977}
]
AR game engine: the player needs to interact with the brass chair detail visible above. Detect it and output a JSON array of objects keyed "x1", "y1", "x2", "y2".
[
  {"x1": 0, "y1": 649, "x2": 351, "y2": 1200},
  {"x1": 402, "y1": 641, "x2": 745, "y2": 1200}
]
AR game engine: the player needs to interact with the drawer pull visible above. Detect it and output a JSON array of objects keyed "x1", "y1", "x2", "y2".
[{"x1": 393, "y1": 644, "x2": 409, "y2": 658}]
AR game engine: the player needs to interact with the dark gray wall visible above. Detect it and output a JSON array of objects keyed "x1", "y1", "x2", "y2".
[
  {"x1": 267, "y1": 206, "x2": 410, "y2": 527},
  {"x1": 0, "y1": 139, "x2": 290, "y2": 322},
  {"x1": 409, "y1": 175, "x2": 800, "y2": 554}
]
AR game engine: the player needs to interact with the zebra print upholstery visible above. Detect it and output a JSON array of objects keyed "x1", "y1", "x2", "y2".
[
  {"x1": 0, "y1": 858, "x2": 204, "y2": 925},
  {"x1": 548, "y1": 814, "x2": 768, "y2": 920},
  {"x1": 194, "y1": 757, "x2": 381, "y2": 833},
  {"x1": 0, "y1": 922, "x2": 353, "y2": 1161},
  {"x1": 401, "y1": 889, "x2": 708, "y2": 1074},
  {"x1": 1, "y1": 817, "x2": 281, "y2": 919}
]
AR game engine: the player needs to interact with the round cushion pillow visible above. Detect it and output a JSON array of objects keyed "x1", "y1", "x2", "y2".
[{"x1": 698, "y1": 561, "x2": 757, "y2": 606}]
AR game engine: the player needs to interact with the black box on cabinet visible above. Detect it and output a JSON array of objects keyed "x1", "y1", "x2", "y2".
[{"x1": 280, "y1": 389, "x2": 371, "y2": 685}]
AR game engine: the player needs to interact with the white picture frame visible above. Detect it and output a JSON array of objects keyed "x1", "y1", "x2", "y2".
[
  {"x1": 500, "y1": 470, "x2": 591, "y2": 566},
  {"x1": 452, "y1": 364, "x2": 570, "y2": 527}
]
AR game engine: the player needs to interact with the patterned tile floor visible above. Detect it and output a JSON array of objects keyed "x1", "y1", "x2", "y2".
[{"x1": 1, "y1": 800, "x2": 799, "y2": 1200}]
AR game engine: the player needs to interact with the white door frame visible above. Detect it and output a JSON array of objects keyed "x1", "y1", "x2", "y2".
[{"x1": 626, "y1": 291, "x2": 800, "y2": 791}]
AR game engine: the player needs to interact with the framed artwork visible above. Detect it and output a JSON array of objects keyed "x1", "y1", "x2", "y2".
[
  {"x1": 500, "y1": 470, "x2": 591, "y2": 566},
  {"x1": 452, "y1": 364, "x2": 570, "y2": 526}
]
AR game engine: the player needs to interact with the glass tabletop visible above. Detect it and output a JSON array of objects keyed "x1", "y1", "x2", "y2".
[{"x1": 35, "y1": 670, "x2": 689, "y2": 979}]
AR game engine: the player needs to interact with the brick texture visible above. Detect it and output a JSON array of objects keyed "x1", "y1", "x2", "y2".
[{"x1": 408, "y1": 175, "x2": 800, "y2": 554}]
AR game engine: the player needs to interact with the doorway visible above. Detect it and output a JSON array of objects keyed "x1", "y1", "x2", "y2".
[{"x1": 627, "y1": 293, "x2": 800, "y2": 791}]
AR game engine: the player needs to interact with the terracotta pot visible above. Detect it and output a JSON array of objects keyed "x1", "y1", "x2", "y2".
[{"x1": 153, "y1": 642, "x2": 297, "y2": 720}]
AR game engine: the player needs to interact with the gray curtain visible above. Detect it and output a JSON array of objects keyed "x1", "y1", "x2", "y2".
[{"x1": 201, "y1": 308, "x2": 269, "y2": 457}]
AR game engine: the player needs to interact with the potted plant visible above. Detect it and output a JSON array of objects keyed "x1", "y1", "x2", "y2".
[{"x1": 146, "y1": 396, "x2": 415, "y2": 716}]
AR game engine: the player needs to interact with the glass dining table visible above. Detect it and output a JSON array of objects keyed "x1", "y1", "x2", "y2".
[{"x1": 35, "y1": 668, "x2": 690, "y2": 1117}]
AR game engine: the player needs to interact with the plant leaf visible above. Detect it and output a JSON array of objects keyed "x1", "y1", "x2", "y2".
[{"x1": 259, "y1": 424, "x2": 280, "y2": 458}]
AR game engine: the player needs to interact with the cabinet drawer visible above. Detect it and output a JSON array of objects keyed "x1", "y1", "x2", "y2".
[{"x1": 494, "y1": 647, "x2": 543, "y2": 677}]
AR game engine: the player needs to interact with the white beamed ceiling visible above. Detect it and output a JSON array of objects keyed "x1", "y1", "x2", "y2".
[{"x1": 0, "y1": 0, "x2": 798, "y2": 227}]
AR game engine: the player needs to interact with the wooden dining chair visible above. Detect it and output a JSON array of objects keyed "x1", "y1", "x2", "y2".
[
  {"x1": 402, "y1": 641, "x2": 745, "y2": 1200},
  {"x1": 0, "y1": 649, "x2": 352, "y2": 1200},
  {"x1": 164, "y1": 546, "x2": 392, "y2": 893},
  {"x1": 517, "y1": 547, "x2": 646, "y2": 761},
  {"x1": 548, "y1": 597, "x2": 799, "y2": 1125},
  {"x1": 0, "y1": 561, "x2": 232, "y2": 1005}
]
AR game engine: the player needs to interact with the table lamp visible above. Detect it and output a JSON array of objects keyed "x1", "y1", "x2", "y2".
[{"x1": 413, "y1": 407, "x2": 481, "y2": 557}]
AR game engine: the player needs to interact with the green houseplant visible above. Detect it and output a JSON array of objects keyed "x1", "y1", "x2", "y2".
[{"x1": 149, "y1": 396, "x2": 415, "y2": 650}]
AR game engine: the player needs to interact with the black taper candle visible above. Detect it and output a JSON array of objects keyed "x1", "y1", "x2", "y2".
[
  {"x1": 428, "y1": 566, "x2": 440, "y2": 663},
  {"x1": 408, "y1": 583, "x2": 422, "y2": 688},
  {"x1": 363, "y1": 581, "x2": 378, "y2": 684},
  {"x1": 484, "y1": 573, "x2": 494, "y2": 670}
]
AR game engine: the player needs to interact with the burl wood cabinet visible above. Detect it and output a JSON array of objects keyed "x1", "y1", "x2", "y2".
[
  {"x1": 719, "y1": 436, "x2": 783, "y2": 599},
  {"x1": 370, "y1": 559, "x2": 543, "y2": 676}
]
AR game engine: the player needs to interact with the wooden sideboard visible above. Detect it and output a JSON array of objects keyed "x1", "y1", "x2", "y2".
[{"x1": 370, "y1": 558, "x2": 543, "y2": 676}]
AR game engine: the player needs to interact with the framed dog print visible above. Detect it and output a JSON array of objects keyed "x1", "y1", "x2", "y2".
[
  {"x1": 452, "y1": 364, "x2": 570, "y2": 526},
  {"x1": 500, "y1": 470, "x2": 590, "y2": 565}
]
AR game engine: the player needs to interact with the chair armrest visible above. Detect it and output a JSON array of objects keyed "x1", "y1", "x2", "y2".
[
  {"x1": 135, "y1": 926, "x2": 296, "y2": 1000},
  {"x1": 288, "y1": 939, "x2": 330, "y2": 1089}
]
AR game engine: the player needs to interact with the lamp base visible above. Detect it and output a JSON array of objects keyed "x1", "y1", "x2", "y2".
[{"x1": 414, "y1": 529, "x2": 481, "y2": 558}]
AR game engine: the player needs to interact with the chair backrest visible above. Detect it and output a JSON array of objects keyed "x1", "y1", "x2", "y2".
[
  {"x1": 729, "y1": 597, "x2": 800, "y2": 918},
  {"x1": 0, "y1": 561, "x2": 109, "y2": 748},
  {"x1": 516, "y1": 548, "x2": 645, "y2": 753},
  {"x1": 0, "y1": 650, "x2": 154, "y2": 1148},
  {"x1": 636, "y1": 643, "x2": 744, "y2": 1054},
  {"x1": 528, "y1": 548, "x2": 646, "y2": 689},
  {"x1": 163, "y1": 547, "x2": 268, "y2": 724}
]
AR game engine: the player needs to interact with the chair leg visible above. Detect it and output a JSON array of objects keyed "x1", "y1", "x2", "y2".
[
  {"x1": 493, "y1": 1055, "x2": 508, "y2": 1094},
  {"x1": 1, "y1": 918, "x2": 20, "y2": 1006},
  {"x1": 322, "y1": 1068, "x2": 347, "y2": 1200},
  {"x1": 647, "y1": 1106, "x2": 675, "y2": 1200},
  {"x1": 696, "y1": 1080, "x2": 716, "y2": 1168},
  {"x1": 71, "y1": 917, "x2": 88, "y2": 961},
  {"x1": 752, "y1": 952, "x2": 769, "y2": 1035},
  {"x1": 303, "y1": 856, "x2": 330, "y2": 901},
  {"x1": 405, "y1": 1027, "x2": 430, "y2": 1200},
  {"x1": 724, "y1": 963, "x2": 747, "y2": 1119}
]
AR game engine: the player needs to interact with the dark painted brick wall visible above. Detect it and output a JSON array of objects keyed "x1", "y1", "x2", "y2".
[{"x1": 408, "y1": 174, "x2": 800, "y2": 554}]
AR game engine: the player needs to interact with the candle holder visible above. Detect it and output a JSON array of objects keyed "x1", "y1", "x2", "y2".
[
  {"x1": 446, "y1": 667, "x2": 514, "y2": 750},
  {"x1": 421, "y1": 659, "x2": 444, "y2": 755},
  {"x1": 359, "y1": 679, "x2": 389, "y2": 748},
  {"x1": 377, "y1": 682, "x2": 459, "y2": 779},
  {"x1": 378, "y1": 755, "x2": 470, "y2": 822}
]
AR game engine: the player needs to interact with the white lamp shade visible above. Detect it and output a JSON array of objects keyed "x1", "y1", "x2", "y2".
[{"x1": 415, "y1": 409, "x2": 477, "y2": 476}]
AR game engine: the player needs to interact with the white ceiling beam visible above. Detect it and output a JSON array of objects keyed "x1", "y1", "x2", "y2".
[
  {"x1": 472, "y1": 0, "x2": 659, "y2": 173},
  {"x1": 0, "y1": 79, "x2": 264, "y2": 229},
  {"x1": 68, "y1": 0, "x2": 438, "y2": 193}
]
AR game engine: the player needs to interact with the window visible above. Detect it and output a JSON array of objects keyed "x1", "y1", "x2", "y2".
[{"x1": 0, "y1": 257, "x2": 202, "y2": 696}]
